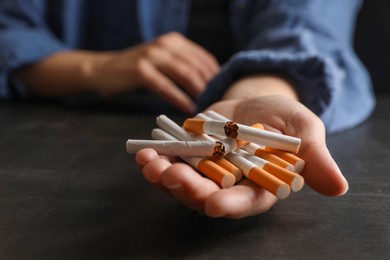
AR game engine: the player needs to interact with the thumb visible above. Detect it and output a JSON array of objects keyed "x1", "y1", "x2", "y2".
[{"x1": 299, "y1": 141, "x2": 348, "y2": 196}]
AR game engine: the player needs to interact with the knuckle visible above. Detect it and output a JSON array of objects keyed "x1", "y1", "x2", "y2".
[
  {"x1": 180, "y1": 67, "x2": 201, "y2": 84},
  {"x1": 176, "y1": 64, "x2": 191, "y2": 76},
  {"x1": 177, "y1": 64, "x2": 198, "y2": 78},
  {"x1": 143, "y1": 46, "x2": 160, "y2": 58},
  {"x1": 154, "y1": 32, "x2": 183, "y2": 47},
  {"x1": 134, "y1": 59, "x2": 149, "y2": 76},
  {"x1": 144, "y1": 45, "x2": 171, "y2": 62}
]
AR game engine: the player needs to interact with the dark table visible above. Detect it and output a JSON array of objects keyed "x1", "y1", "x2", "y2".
[{"x1": 0, "y1": 97, "x2": 389, "y2": 260}]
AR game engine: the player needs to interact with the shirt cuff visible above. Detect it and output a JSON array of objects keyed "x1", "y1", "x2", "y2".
[{"x1": 0, "y1": 29, "x2": 68, "y2": 99}]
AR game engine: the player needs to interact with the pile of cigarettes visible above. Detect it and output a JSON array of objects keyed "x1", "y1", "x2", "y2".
[{"x1": 126, "y1": 111, "x2": 305, "y2": 200}]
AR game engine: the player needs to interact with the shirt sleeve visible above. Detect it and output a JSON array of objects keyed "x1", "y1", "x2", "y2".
[
  {"x1": 197, "y1": 0, "x2": 375, "y2": 133},
  {"x1": 0, "y1": 1, "x2": 68, "y2": 99}
]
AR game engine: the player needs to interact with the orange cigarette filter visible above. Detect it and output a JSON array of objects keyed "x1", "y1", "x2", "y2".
[
  {"x1": 250, "y1": 122, "x2": 265, "y2": 130},
  {"x1": 248, "y1": 167, "x2": 290, "y2": 199},
  {"x1": 262, "y1": 161, "x2": 304, "y2": 192},
  {"x1": 194, "y1": 158, "x2": 236, "y2": 189},
  {"x1": 208, "y1": 157, "x2": 243, "y2": 183},
  {"x1": 183, "y1": 118, "x2": 205, "y2": 135}
]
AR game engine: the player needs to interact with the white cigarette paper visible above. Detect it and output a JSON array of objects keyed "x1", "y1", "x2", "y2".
[
  {"x1": 126, "y1": 138, "x2": 236, "y2": 157},
  {"x1": 156, "y1": 115, "x2": 196, "y2": 141},
  {"x1": 199, "y1": 119, "x2": 300, "y2": 153},
  {"x1": 204, "y1": 110, "x2": 230, "y2": 121}
]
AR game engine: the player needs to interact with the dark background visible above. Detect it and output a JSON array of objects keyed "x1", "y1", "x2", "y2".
[{"x1": 355, "y1": 0, "x2": 390, "y2": 94}]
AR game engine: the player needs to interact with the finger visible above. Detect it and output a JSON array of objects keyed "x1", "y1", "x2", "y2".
[
  {"x1": 143, "y1": 44, "x2": 207, "y2": 97},
  {"x1": 135, "y1": 148, "x2": 172, "y2": 188},
  {"x1": 135, "y1": 148, "x2": 177, "y2": 168},
  {"x1": 138, "y1": 60, "x2": 196, "y2": 114},
  {"x1": 155, "y1": 56, "x2": 207, "y2": 98},
  {"x1": 156, "y1": 33, "x2": 220, "y2": 81},
  {"x1": 160, "y1": 162, "x2": 220, "y2": 213},
  {"x1": 172, "y1": 43, "x2": 220, "y2": 82},
  {"x1": 204, "y1": 179, "x2": 278, "y2": 219},
  {"x1": 135, "y1": 148, "x2": 159, "y2": 170}
]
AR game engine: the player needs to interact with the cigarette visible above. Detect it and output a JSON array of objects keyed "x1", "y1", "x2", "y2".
[
  {"x1": 156, "y1": 115, "x2": 196, "y2": 141},
  {"x1": 242, "y1": 143, "x2": 296, "y2": 172},
  {"x1": 183, "y1": 118, "x2": 301, "y2": 153},
  {"x1": 225, "y1": 152, "x2": 291, "y2": 199},
  {"x1": 151, "y1": 128, "x2": 235, "y2": 188},
  {"x1": 237, "y1": 150, "x2": 304, "y2": 192},
  {"x1": 264, "y1": 147, "x2": 305, "y2": 173},
  {"x1": 245, "y1": 120, "x2": 305, "y2": 173},
  {"x1": 126, "y1": 138, "x2": 236, "y2": 157}
]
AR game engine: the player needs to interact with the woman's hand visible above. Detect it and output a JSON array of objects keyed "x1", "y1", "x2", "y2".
[
  {"x1": 135, "y1": 95, "x2": 348, "y2": 219},
  {"x1": 93, "y1": 32, "x2": 219, "y2": 114},
  {"x1": 16, "y1": 32, "x2": 219, "y2": 115}
]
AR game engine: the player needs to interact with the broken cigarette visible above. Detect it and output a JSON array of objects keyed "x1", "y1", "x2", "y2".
[
  {"x1": 126, "y1": 138, "x2": 236, "y2": 157},
  {"x1": 183, "y1": 118, "x2": 301, "y2": 153}
]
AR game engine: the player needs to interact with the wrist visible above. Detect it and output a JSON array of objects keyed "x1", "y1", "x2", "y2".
[
  {"x1": 79, "y1": 51, "x2": 117, "y2": 93},
  {"x1": 222, "y1": 74, "x2": 298, "y2": 101}
]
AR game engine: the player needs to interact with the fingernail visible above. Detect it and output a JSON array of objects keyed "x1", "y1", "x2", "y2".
[
  {"x1": 163, "y1": 178, "x2": 183, "y2": 191},
  {"x1": 335, "y1": 164, "x2": 349, "y2": 195},
  {"x1": 166, "y1": 183, "x2": 182, "y2": 190}
]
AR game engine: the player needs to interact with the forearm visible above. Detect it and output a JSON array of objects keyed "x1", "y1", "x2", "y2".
[
  {"x1": 222, "y1": 74, "x2": 298, "y2": 101},
  {"x1": 13, "y1": 50, "x2": 113, "y2": 97}
]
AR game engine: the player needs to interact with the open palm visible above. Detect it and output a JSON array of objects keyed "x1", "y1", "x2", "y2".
[{"x1": 135, "y1": 96, "x2": 348, "y2": 218}]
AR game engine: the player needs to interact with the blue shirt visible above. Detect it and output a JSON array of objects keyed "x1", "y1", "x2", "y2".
[{"x1": 0, "y1": 0, "x2": 375, "y2": 133}]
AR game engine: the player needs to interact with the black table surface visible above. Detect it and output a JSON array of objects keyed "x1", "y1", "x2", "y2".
[{"x1": 0, "y1": 97, "x2": 389, "y2": 260}]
